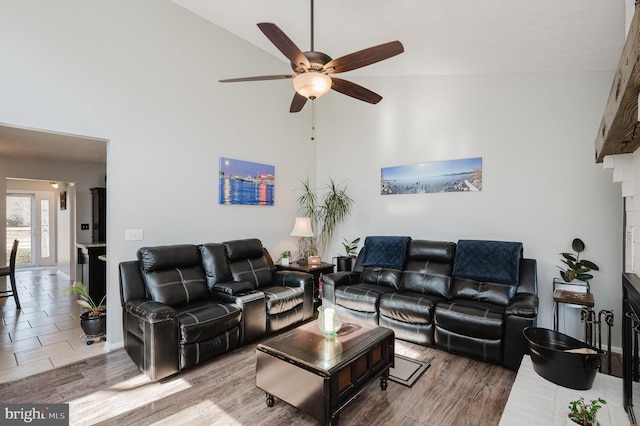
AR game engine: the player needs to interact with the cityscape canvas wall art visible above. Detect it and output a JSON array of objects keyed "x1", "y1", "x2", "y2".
[
  {"x1": 219, "y1": 157, "x2": 275, "y2": 205},
  {"x1": 381, "y1": 157, "x2": 482, "y2": 195}
]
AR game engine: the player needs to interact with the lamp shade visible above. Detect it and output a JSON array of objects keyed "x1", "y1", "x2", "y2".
[
  {"x1": 292, "y1": 72, "x2": 332, "y2": 99},
  {"x1": 290, "y1": 217, "x2": 314, "y2": 237}
]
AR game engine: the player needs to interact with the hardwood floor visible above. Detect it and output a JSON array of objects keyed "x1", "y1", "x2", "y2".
[
  {"x1": 0, "y1": 338, "x2": 517, "y2": 425},
  {"x1": 1, "y1": 268, "x2": 624, "y2": 425}
]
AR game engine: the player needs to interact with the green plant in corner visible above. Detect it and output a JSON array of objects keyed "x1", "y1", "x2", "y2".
[
  {"x1": 61, "y1": 284, "x2": 105, "y2": 317},
  {"x1": 558, "y1": 238, "x2": 599, "y2": 282},
  {"x1": 340, "y1": 237, "x2": 360, "y2": 258},
  {"x1": 296, "y1": 177, "x2": 354, "y2": 257},
  {"x1": 568, "y1": 397, "x2": 606, "y2": 426}
]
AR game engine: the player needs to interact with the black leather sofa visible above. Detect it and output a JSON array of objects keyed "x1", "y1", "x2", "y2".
[
  {"x1": 321, "y1": 237, "x2": 538, "y2": 370},
  {"x1": 119, "y1": 238, "x2": 314, "y2": 380}
]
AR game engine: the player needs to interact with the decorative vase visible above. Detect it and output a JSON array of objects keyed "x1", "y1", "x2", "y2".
[
  {"x1": 317, "y1": 305, "x2": 342, "y2": 337},
  {"x1": 80, "y1": 311, "x2": 106, "y2": 337}
]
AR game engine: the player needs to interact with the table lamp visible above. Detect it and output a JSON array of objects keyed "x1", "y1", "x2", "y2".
[{"x1": 290, "y1": 217, "x2": 314, "y2": 264}]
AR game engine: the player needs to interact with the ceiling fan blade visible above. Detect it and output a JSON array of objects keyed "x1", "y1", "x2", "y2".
[
  {"x1": 219, "y1": 74, "x2": 295, "y2": 83},
  {"x1": 290, "y1": 92, "x2": 308, "y2": 113},
  {"x1": 330, "y1": 77, "x2": 382, "y2": 104},
  {"x1": 257, "y1": 23, "x2": 310, "y2": 69},
  {"x1": 324, "y1": 41, "x2": 404, "y2": 74}
]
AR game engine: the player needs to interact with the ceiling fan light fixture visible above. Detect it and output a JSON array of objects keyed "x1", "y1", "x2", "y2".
[{"x1": 293, "y1": 72, "x2": 331, "y2": 99}]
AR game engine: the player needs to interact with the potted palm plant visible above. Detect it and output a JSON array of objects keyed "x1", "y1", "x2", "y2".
[
  {"x1": 295, "y1": 177, "x2": 354, "y2": 259},
  {"x1": 62, "y1": 284, "x2": 106, "y2": 342},
  {"x1": 337, "y1": 237, "x2": 360, "y2": 271}
]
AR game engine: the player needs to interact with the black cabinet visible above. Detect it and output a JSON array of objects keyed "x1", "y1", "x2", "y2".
[
  {"x1": 91, "y1": 187, "x2": 106, "y2": 243},
  {"x1": 78, "y1": 244, "x2": 106, "y2": 304}
]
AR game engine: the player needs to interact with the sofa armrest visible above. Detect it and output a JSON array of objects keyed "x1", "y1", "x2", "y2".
[
  {"x1": 505, "y1": 293, "x2": 539, "y2": 318},
  {"x1": 273, "y1": 270, "x2": 314, "y2": 320},
  {"x1": 122, "y1": 299, "x2": 179, "y2": 380},
  {"x1": 212, "y1": 280, "x2": 254, "y2": 296},
  {"x1": 212, "y1": 290, "x2": 267, "y2": 344},
  {"x1": 273, "y1": 270, "x2": 312, "y2": 287},
  {"x1": 124, "y1": 299, "x2": 178, "y2": 324},
  {"x1": 503, "y1": 292, "x2": 539, "y2": 370},
  {"x1": 321, "y1": 271, "x2": 361, "y2": 303}
]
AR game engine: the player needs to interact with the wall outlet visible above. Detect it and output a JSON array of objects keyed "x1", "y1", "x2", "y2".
[
  {"x1": 125, "y1": 229, "x2": 144, "y2": 241},
  {"x1": 81, "y1": 223, "x2": 90, "y2": 230}
]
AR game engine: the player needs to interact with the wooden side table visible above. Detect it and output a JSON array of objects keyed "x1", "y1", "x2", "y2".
[
  {"x1": 553, "y1": 278, "x2": 594, "y2": 341},
  {"x1": 277, "y1": 261, "x2": 335, "y2": 308}
]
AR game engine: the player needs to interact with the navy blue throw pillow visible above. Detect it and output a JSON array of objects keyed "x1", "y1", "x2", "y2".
[{"x1": 360, "y1": 236, "x2": 411, "y2": 270}]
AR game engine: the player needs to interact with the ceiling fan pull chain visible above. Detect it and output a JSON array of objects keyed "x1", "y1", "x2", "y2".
[{"x1": 311, "y1": 99, "x2": 316, "y2": 141}]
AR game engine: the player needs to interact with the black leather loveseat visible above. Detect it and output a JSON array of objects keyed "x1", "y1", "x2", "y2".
[
  {"x1": 321, "y1": 237, "x2": 538, "y2": 370},
  {"x1": 119, "y1": 238, "x2": 314, "y2": 380}
]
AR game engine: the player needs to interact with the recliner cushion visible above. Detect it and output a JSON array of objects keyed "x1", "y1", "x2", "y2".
[
  {"x1": 360, "y1": 267, "x2": 402, "y2": 290},
  {"x1": 137, "y1": 245, "x2": 210, "y2": 306},
  {"x1": 407, "y1": 240, "x2": 456, "y2": 264},
  {"x1": 142, "y1": 266, "x2": 210, "y2": 306},
  {"x1": 335, "y1": 283, "x2": 396, "y2": 313},
  {"x1": 435, "y1": 300, "x2": 505, "y2": 340},
  {"x1": 224, "y1": 239, "x2": 265, "y2": 262},
  {"x1": 379, "y1": 291, "x2": 440, "y2": 325},
  {"x1": 199, "y1": 243, "x2": 233, "y2": 289},
  {"x1": 224, "y1": 239, "x2": 274, "y2": 289},
  {"x1": 401, "y1": 260, "x2": 453, "y2": 298},
  {"x1": 175, "y1": 300, "x2": 242, "y2": 345},
  {"x1": 138, "y1": 245, "x2": 201, "y2": 273},
  {"x1": 227, "y1": 256, "x2": 273, "y2": 289},
  {"x1": 452, "y1": 278, "x2": 515, "y2": 306}
]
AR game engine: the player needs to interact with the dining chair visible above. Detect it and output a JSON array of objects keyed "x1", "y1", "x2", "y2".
[{"x1": 0, "y1": 239, "x2": 21, "y2": 309}]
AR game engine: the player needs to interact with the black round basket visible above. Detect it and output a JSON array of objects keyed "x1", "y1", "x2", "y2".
[{"x1": 523, "y1": 327, "x2": 605, "y2": 390}]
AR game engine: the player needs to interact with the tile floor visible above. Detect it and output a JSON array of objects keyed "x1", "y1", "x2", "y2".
[{"x1": 0, "y1": 267, "x2": 106, "y2": 384}]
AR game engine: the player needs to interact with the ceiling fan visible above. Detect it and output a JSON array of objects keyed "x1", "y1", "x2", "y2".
[{"x1": 219, "y1": 0, "x2": 404, "y2": 113}]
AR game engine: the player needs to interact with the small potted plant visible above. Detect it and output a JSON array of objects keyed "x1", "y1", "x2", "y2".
[
  {"x1": 62, "y1": 284, "x2": 106, "y2": 341},
  {"x1": 567, "y1": 396, "x2": 606, "y2": 425},
  {"x1": 558, "y1": 238, "x2": 599, "y2": 282},
  {"x1": 278, "y1": 250, "x2": 291, "y2": 266},
  {"x1": 336, "y1": 237, "x2": 360, "y2": 272}
]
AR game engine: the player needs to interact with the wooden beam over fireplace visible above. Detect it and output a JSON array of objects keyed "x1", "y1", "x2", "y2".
[{"x1": 595, "y1": 5, "x2": 640, "y2": 163}]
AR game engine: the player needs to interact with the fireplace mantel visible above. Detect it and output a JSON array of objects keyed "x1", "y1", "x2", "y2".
[{"x1": 595, "y1": 5, "x2": 640, "y2": 163}]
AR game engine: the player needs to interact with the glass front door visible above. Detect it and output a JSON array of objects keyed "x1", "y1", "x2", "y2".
[
  {"x1": 6, "y1": 194, "x2": 33, "y2": 266},
  {"x1": 6, "y1": 191, "x2": 56, "y2": 267}
]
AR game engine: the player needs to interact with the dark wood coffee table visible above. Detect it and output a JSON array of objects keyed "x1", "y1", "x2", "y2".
[{"x1": 256, "y1": 320, "x2": 394, "y2": 426}]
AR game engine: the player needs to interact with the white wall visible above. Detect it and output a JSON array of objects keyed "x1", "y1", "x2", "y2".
[
  {"x1": 317, "y1": 72, "x2": 623, "y2": 344},
  {"x1": 0, "y1": 0, "x2": 314, "y2": 348},
  {"x1": 0, "y1": 0, "x2": 625, "y2": 349}
]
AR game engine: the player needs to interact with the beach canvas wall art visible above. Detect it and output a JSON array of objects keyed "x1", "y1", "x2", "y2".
[
  {"x1": 381, "y1": 157, "x2": 482, "y2": 195},
  {"x1": 219, "y1": 157, "x2": 275, "y2": 205}
]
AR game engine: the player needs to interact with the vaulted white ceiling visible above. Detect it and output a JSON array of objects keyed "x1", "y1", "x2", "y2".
[
  {"x1": 172, "y1": 0, "x2": 626, "y2": 76},
  {"x1": 0, "y1": 1, "x2": 627, "y2": 164}
]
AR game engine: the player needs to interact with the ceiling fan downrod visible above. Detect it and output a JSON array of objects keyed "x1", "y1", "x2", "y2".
[{"x1": 310, "y1": 0, "x2": 315, "y2": 52}]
